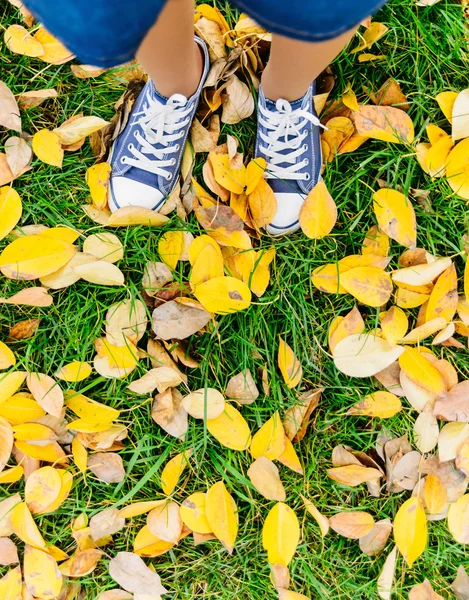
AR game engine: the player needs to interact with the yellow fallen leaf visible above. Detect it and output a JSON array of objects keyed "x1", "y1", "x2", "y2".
[
  {"x1": 342, "y1": 83, "x2": 360, "y2": 112},
  {"x1": 250, "y1": 411, "x2": 285, "y2": 460},
  {"x1": 311, "y1": 263, "x2": 348, "y2": 294},
  {"x1": 339, "y1": 266, "x2": 393, "y2": 307},
  {"x1": 362, "y1": 225, "x2": 390, "y2": 257},
  {"x1": 393, "y1": 497, "x2": 427, "y2": 567},
  {"x1": 425, "y1": 264, "x2": 457, "y2": 323},
  {"x1": 34, "y1": 27, "x2": 73, "y2": 64},
  {"x1": 96, "y1": 338, "x2": 138, "y2": 370},
  {"x1": 55, "y1": 361, "x2": 92, "y2": 382},
  {"x1": 373, "y1": 188, "x2": 416, "y2": 248},
  {"x1": 72, "y1": 436, "x2": 88, "y2": 475},
  {"x1": 205, "y1": 481, "x2": 238, "y2": 553},
  {"x1": 278, "y1": 338, "x2": 302, "y2": 388},
  {"x1": 301, "y1": 494, "x2": 329, "y2": 538},
  {"x1": 15, "y1": 440, "x2": 67, "y2": 464},
  {"x1": 86, "y1": 163, "x2": 111, "y2": 210},
  {"x1": 0, "y1": 464, "x2": 23, "y2": 484},
  {"x1": 0, "y1": 394, "x2": 45, "y2": 425},
  {"x1": 4, "y1": 24, "x2": 43, "y2": 57},
  {"x1": 0, "y1": 341, "x2": 16, "y2": 370},
  {"x1": 190, "y1": 243, "x2": 224, "y2": 289},
  {"x1": 161, "y1": 450, "x2": 192, "y2": 495},
  {"x1": 133, "y1": 525, "x2": 174, "y2": 557},
  {"x1": 0, "y1": 234, "x2": 76, "y2": 280},
  {"x1": 299, "y1": 180, "x2": 337, "y2": 239},
  {"x1": 25, "y1": 466, "x2": 61, "y2": 514},
  {"x1": 180, "y1": 492, "x2": 212, "y2": 534},
  {"x1": 435, "y1": 91, "x2": 457, "y2": 124},
  {"x1": 12, "y1": 422, "x2": 56, "y2": 442},
  {"x1": 32, "y1": 129, "x2": 63, "y2": 167},
  {"x1": 194, "y1": 276, "x2": 251, "y2": 314},
  {"x1": 380, "y1": 306, "x2": 409, "y2": 343},
  {"x1": 447, "y1": 494, "x2": 469, "y2": 544},
  {"x1": 73, "y1": 261, "x2": 125, "y2": 286},
  {"x1": 278, "y1": 590, "x2": 310, "y2": 600},
  {"x1": 248, "y1": 179, "x2": 277, "y2": 229},
  {"x1": 262, "y1": 502, "x2": 300, "y2": 566},
  {"x1": 0, "y1": 566, "x2": 22, "y2": 600},
  {"x1": 65, "y1": 393, "x2": 120, "y2": 423},
  {"x1": 158, "y1": 231, "x2": 184, "y2": 270},
  {"x1": 147, "y1": 501, "x2": 182, "y2": 544},
  {"x1": 392, "y1": 257, "x2": 452, "y2": 287},
  {"x1": 446, "y1": 137, "x2": 469, "y2": 199},
  {"x1": 354, "y1": 105, "x2": 414, "y2": 143},
  {"x1": 0, "y1": 371, "x2": 27, "y2": 404},
  {"x1": 351, "y1": 22, "x2": 388, "y2": 53},
  {"x1": 10, "y1": 502, "x2": 46, "y2": 550},
  {"x1": 333, "y1": 333, "x2": 404, "y2": 377},
  {"x1": 358, "y1": 53, "x2": 386, "y2": 63},
  {"x1": 0, "y1": 187, "x2": 22, "y2": 241},
  {"x1": 118, "y1": 500, "x2": 165, "y2": 519},
  {"x1": 278, "y1": 438, "x2": 303, "y2": 474},
  {"x1": 188, "y1": 234, "x2": 223, "y2": 266},
  {"x1": 54, "y1": 116, "x2": 108, "y2": 145},
  {"x1": 107, "y1": 206, "x2": 169, "y2": 227},
  {"x1": 426, "y1": 135, "x2": 454, "y2": 177},
  {"x1": 347, "y1": 391, "x2": 402, "y2": 418},
  {"x1": 398, "y1": 348, "x2": 445, "y2": 395},
  {"x1": 206, "y1": 402, "x2": 251, "y2": 451},
  {"x1": 423, "y1": 474, "x2": 447, "y2": 515}
]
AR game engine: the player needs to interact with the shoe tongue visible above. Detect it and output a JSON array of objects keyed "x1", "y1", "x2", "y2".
[{"x1": 147, "y1": 79, "x2": 169, "y2": 105}]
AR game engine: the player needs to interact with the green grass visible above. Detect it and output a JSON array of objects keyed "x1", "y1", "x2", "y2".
[{"x1": 1, "y1": 0, "x2": 469, "y2": 598}]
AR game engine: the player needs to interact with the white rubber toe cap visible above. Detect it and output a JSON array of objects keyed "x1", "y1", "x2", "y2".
[
  {"x1": 108, "y1": 177, "x2": 165, "y2": 213},
  {"x1": 266, "y1": 192, "x2": 304, "y2": 236}
]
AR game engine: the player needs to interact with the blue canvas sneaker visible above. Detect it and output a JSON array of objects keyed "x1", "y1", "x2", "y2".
[
  {"x1": 108, "y1": 37, "x2": 209, "y2": 213},
  {"x1": 256, "y1": 83, "x2": 324, "y2": 236}
]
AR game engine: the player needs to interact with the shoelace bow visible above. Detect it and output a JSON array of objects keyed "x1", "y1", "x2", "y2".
[
  {"x1": 259, "y1": 98, "x2": 326, "y2": 181},
  {"x1": 122, "y1": 93, "x2": 192, "y2": 179}
]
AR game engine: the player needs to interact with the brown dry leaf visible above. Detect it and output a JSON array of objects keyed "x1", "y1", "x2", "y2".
[
  {"x1": 40, "y1": 252, "x2": 96, "y2": 290},
  {"x1": 0, "y1": 538, "x2": 18, "y2": 565},
  {"x1": 16, "y1": 88, "x2": 58, "y2": 110},
  {"x1": 109, "y1": 552, "x2": 168, "y2": 596},
  {"x1": 70, "y1": 64, "x2": 108, "y2": 79},
  {"x1": 327, "y1": 464, "x2": 383, "y2": 486},
  {"x1": 142, "y1": 261, "x2": 173, "y2": 296},
  {"x1": 333, "y1": 333, "x2": 404, "y2": 378},
  {"x1": 128, "y1": 367, "x2": 183, "y2": 395},
  {"x1": 372, "y1": 78, "x2": 410, "y2": 111},
  {"x1": 329, "y1": 511, "x2": 375, "y2": 539},
  {"x1": 434, "y1": 380, "x2": 469, "y2": 422},
  {"x1": 225, "y1": 369, "x2": 259, "y2": 404},
  {"x1": 97, "y1": 590, "x2": 133, "y2": 600},
  {"x1": 190, "y1": 115, "x2": 220, "y2": 153},
  {"x1": 62, "y1": 548, "x2": 103, "y2": 577},
  {"x1": 247, "y1": 456, "x2": 286, "y2": 501},
  {"x1": 87, "y1": 452, "x2": 125, "y2": 483},
  {"x1": 283, "y1": 388, "x2": 322, "y2": 442},
  {"x1": 147, "y1": 502, "x2": 182, "y2": 544},
  {"x1": 90, "y1": 508, "x2": 125, "y2": 541},
  {"x1": 0, "y1": 80, "x2": 21, "y2": 132},
  {"x1": 452, "y1": 565, "x2": 469, "y2": 600},
  {"x1": 0, "y1": 287, "x2": 53, "y2": 307},
  {"x1": 359, "y1": 519, "x2": 392, "y2": 556},
  {"x1": 5, "y1": 135, "x2": 32, "y2": 177},
  {"x1": 221, "y1": 75, "x2": 255, "y2": 125},
  {"x1": 409, "y1": 580, "x2": 445, "y2": 600},
  {"x1": 328, "y1": 307, "x2": 365, "y2": 354},
  {"x1": 106, "y1": 299, "x2": 147, "y2": 346},
  {"x1": 152, "y1": 299, "x2": 211, "y2": 340},
  {"x1": 26, "y1": 372, "x2": 63, "y2": 418},
  {"x1": 152, "y1": 388, "x2": 188, "y2": 439}
]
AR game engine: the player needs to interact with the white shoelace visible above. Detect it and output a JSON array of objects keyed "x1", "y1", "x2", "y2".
[
  {"x1": 121, "y1": 93, "x2": 192, "y2": 180},
  {"x1": 259, "y1": 99, "x2": 325, "y2": 181}
]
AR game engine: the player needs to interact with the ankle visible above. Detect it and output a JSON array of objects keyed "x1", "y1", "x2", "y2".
[
  {"x1": 261, "y1": 67, "x2": 310, "y2": 103},
  {"x1": 150, "y1": 41, "x2": 204, "y2": 99}
]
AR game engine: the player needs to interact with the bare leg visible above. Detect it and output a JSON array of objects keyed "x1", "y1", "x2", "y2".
[
  {"x1": 261, "y1": 28, "x2": 357, "y2": 102},
  {"x1": 136, "y1": 0, "x2": 203, "y2": 98}
]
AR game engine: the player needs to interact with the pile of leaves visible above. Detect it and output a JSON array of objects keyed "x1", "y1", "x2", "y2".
[{"x1": 0, "y1": 1, "x2": 469, "y2": 599}]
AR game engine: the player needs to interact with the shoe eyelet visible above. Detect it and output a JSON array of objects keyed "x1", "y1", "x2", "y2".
[
  {"x1": 302, "y1": 144, "x2": 308, "y2": 151},
  {"x1": 305, "y1": 173, "x2": 311, "y2": 180},
  {"x1": 175, "y1": 144, "x2": 180, "y2": 151},
  {"x1": 305, "y1": 158, "x2": 310, "y2": 166},
  {"x1": 121, "y1": 157, "x2": 127, "y2": 164},
  {"x1": 170, "y1": 158, "x2": 177, "y2": 166},
  {"x1": 165, "y1": 173, "x2": 172, "y2": 181},
  {"x1": 128, "y1": 143, "x2": 134, "y2": 151},
  {"x1": 133, "y1": 130, "x2": 139, "y2": 138}
]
